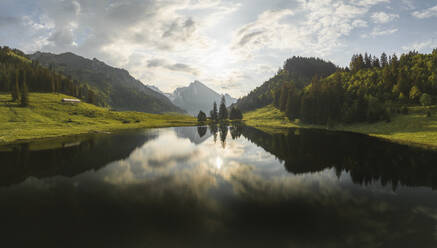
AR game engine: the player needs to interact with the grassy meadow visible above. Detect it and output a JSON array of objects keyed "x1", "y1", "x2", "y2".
[
  {"x1": 244, "y1": 104, "x2": 437, "y2": 149},
  {"x1": 0, "y1": 92, "x2": 197, "y2": 144}
]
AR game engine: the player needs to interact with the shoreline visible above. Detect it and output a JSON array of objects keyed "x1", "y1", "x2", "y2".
[
  {"x1": 0, "y1": 122, "x2": 199, "y2": 147},
  {"x1": 244, "y1": 123, "x2": 437, "y2": 151},
  {"x1": 243, "y1": 105, "x2": 437, "y2": 151},
  {"x1": 0, "y1": 93, "x2": 198, "y2": 146}
]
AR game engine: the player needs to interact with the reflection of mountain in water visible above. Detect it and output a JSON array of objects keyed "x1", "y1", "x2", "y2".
[
  {"x1": 0, "y1": 132, "x2": 157, "y2": 186},
  {"x1": 175, "y1": 126, "x2": 212, "y2": 145},
  {"x1": 241, "y1": 126, "x2": 437, "y2": 190}
]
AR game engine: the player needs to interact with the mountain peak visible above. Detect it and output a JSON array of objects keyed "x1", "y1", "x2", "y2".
[
  {"x1": 170, "y1": 81, "x2": 237, "y2": 115},
  {"x1": 190, "y1": 80, "x2": 205, "y2": 87}
]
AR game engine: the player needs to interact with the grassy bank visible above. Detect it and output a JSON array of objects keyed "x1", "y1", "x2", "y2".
[
  {"x1": 244, "y1": 104, "x2": 437, "y2": 149},
  {"x1": 0, "y1": 93, "x2": 197, "y2": 144}
]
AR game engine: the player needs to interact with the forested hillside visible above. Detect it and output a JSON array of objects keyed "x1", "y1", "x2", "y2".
[
  {"x1": 233, "y1": 57, "x2": 338, "y2": 112},
  {"x1": 0, "y1": 46, "x2": 101, "y2": 105},
  {"x1": 237, "y1": 50, "x2": 437, "y2": 125},
  {"x1": 28, "y1": 51, "x2": 183, "y2": 113},
  {"x1": 275, "y1": 50, "x2": 437, "y2": 125}
]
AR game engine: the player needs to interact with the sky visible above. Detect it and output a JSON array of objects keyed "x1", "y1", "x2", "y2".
[{"x1": 1, "y1": 0, "x2": 437, "y2": 97}]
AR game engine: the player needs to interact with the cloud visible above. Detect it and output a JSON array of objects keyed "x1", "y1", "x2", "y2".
[
  {"x1": 362, "y1": 27, "x2": 398, "y2": 38},
  {"x1": 412, "y1": 4, "x2": 437, "y2": 19},
  {"x1": 231, "y1": 0, "x2": 388, "y2": 57},
  {"x1": 402, "y1": 39, "x2": 437, "y2": 51},
  {"x1": 147, "y1": 58, "x2": 199, "y2": 75},
  {"x1": 371, "y1": 11, "x2": 399, "y2": 23},
  {"x1": 351, "y1": 0, "x2": 390, "y2": 7},
  {"x1": 232, "y1": 9, "x2": 294, "y2": 51},
  {"x1": 232, "y1": 0, "x2": 392, "y2": 59},
  {"x1": 2, "y1": 0, "x2": 434, "y2": 98}
]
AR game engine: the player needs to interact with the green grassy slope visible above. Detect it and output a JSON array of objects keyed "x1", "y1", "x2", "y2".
[
  {"x1": 244, "y1": 104, "x2": 437, "y2": 149},
  {"x1": 0, "y1": 93, "x2": 196, "y2": 144}
]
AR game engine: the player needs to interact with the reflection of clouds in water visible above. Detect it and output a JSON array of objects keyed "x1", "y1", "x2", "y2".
[
  {"x1": 78, "y1": 129, "x2": 349, "y2": 198},
  {"x1": 3, "y1": 127, "x2": 437, "y2": 247}
]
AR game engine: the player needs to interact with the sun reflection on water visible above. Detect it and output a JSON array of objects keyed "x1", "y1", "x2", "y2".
[{"x1": 215, "y1": 157, "x2": 223, "y2": 169}]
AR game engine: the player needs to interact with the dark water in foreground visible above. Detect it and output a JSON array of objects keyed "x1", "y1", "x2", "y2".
[{"x1": 1, "y1": 125, "x2": 437, "y2": 248}]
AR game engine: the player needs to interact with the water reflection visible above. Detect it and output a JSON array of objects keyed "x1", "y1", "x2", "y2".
[
  {"x1": 241, "y1": 126, "x2": 437, "y2": 190},
  {"x1": 1, "y1": 126, "x2": 437, "y2": 247},
  {"x1": 0, "y1": 131, "x2": 155, "y2": 186}
]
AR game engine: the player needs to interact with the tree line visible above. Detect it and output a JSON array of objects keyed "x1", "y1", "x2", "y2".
[
  {"x1": 272, "y1": 50, "x2": 437, "y2": 125},
  {"x1": 197, "y1": 95, "x2": 243, "y2": 122},
  {"x1": 0, "y1": 46, "x2": 101, "y2": 106}
]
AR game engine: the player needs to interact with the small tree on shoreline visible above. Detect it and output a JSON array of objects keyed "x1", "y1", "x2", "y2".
[
  {"x1": 218, "y1": 96, "x2": 228, "y2": 121},
  {"x1": 197, "y1": 111, "x2": 207, "y2": 122},
  {"x1": 210, "y1": 102, "x2": 218, "y2": 121}
]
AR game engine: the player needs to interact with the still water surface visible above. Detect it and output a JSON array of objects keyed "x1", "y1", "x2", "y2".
[{"x1": 1, "y1": 125, "x2": 437, "y2": 248}]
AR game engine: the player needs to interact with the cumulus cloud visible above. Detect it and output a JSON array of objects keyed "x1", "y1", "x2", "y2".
[
  {"x1": 232, "y1": 0, "x2": 388, "y2": 58},
  {"x1": 412, "y1": 4, "x2": 437, "y2": 19},
  {"x1": 371, "y1": 12, "x2": 399, "y2": 23}
]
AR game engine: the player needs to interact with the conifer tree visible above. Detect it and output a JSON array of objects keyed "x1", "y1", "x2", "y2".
[
  {"x1": 20, "y1": 71, "x2": 29, "y2": 107},
  {"x1": 380, "y1": 52, "x2": 388, "y2": 67},
  {"x1": 210, "y1": 101, "x2": 218, "y2": 121},
  {"x1": 218, "y1": 95, "x2": 228, "y2": 120},
  {"x1": 11, "y1": 69, "x2": 20, "y2": 101}
]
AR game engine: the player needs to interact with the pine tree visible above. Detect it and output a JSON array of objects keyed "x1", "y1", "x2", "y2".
[
  {"x1": 218, "y1": 95, "x2": 228, "y2": 120},
  {"x1": 380, "y1": 52, "x2": 388, "y2": 67},
  {"x1": 211, "y1": 101, "x2": 218, "y2": 121},
  {"x1": 11, "y1": 69, "x2": 20, "y2": 101},
  {"x1": 20, "y1": 72, "x2": 29, "y2": 107},
  {"x1": 364, "y1": 53, "x2": 372, "y2": 68}
]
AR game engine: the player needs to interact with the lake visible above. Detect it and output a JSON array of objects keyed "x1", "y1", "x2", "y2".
[{"x1": 1, "y1": 125, "x2": 437, "y2": 248}]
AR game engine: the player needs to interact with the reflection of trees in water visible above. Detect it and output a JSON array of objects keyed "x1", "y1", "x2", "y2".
[
  {"x1": 209, "y1": 123, "x2": 218, "y2": 143},
  {"x1": 241, "y1": 126, "x2": 437, "y2": 190},
  {"x1": 208, "y1": 123, "x2": 231, "y2": 148},
  {"x1": 207, "y1": 123, "x2": 242, "y2": 148},
  {"x1": 219, "y1": 123, "x2": 229, "y2": 148},
  {"x1": 197, "y1": 126, "x2": 207, "y2": 138},
  {"x1": 0, "y1": 133, "x2": 155, "y2": 186},
  {"x1": 230, "y1": 123, "x2": 243, "y2": 140}
]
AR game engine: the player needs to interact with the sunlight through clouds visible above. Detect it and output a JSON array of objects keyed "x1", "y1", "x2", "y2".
[{"x1": 0, "y1": 0, "x2": 436, "y2": 97}]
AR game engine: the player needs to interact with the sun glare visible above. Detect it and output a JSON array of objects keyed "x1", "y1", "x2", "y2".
[{"x1": 215, "y1": 156, "x2": 223, "y2": 169}]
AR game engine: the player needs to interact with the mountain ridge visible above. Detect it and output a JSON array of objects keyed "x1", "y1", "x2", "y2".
[{"x1": 28, "y1": 51, "x2": 183, "y2": 113}]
